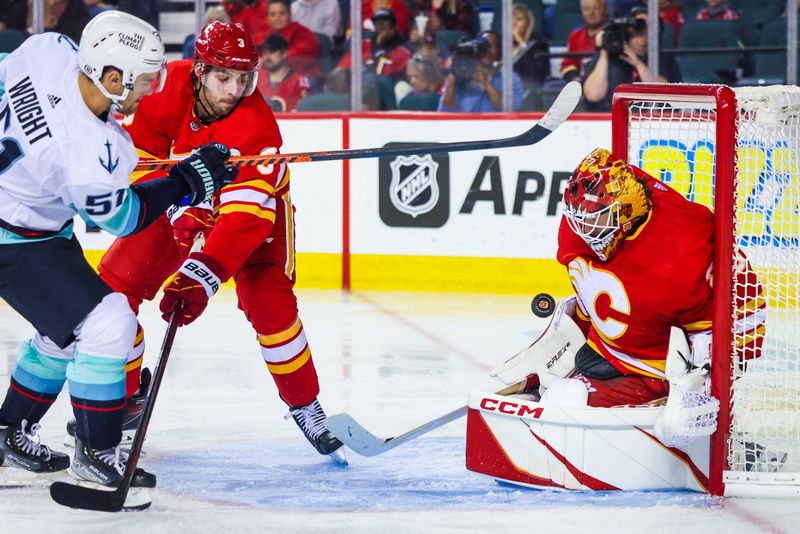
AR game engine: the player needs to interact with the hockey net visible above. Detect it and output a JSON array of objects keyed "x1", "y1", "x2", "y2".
[{"x1": 612, "y1": 83, "x2": 800, "y2": 497}]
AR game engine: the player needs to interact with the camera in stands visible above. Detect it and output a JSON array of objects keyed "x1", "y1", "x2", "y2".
[
  {"x1": 601, "y1": 16, "x2": 647, "y2": 56},
  {"x1": 451, "y1": 36, "x2": 491, "y2": 84}
]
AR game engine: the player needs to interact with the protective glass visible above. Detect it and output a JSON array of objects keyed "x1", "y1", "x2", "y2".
[{"x1": 199, "y1": 65, "x2": 258, "y2": 98}]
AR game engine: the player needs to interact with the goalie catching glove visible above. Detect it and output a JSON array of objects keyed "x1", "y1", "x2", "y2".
[
  {"x1": 490, "y1": 296, "x2": 585, "y2": 390},
  {"x1": 160, "y1": 252, "x2": 229, "y2": 326},
  {"x1": 653, "y1": 327, "x2": 719, "y2": 447},
  {"x1": 170, "y1": 143, "x2": 238, "y2": 206}
]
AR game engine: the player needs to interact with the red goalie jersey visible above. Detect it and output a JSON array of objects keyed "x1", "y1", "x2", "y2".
[
  {"x1": 112, "y1": 59, "x2": 288, "y2": 284},
  {"x1": 558, "y1": 173, "x2": 765, "y2": 379}
]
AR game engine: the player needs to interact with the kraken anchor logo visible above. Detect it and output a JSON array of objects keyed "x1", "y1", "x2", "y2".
[{"x1": 99, "y1": 140, "x2": 119, "y2": 174}]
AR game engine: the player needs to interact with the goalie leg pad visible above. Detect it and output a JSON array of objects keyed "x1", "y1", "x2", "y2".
[{"x1": 539, "y1": 378, "x2": 589, "y2": 407}]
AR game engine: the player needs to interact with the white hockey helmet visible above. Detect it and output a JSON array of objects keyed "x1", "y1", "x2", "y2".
[{"x1": 78, "y1": 11, "x2": 166, "y2": 106}]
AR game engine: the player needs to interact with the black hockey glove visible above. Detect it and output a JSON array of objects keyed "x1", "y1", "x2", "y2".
[{"x1": 170, "y1": 143, "x2": 238, "y2": 206}]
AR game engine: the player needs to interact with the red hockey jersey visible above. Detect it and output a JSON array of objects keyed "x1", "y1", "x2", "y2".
[
  {"x1": 558, "y1": 175, "x2": 716, "y2": 378},
  {"x1": 123, "y1": 59, "x2": 289, "y2": 278},
  {"x1": 557, "y1": 174, "x2": 765, "y2": 378}
]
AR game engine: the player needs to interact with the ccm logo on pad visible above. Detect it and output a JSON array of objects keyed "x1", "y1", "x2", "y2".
[{"x1": 479, "y1": 398, "x2": 543, "y2": 418}]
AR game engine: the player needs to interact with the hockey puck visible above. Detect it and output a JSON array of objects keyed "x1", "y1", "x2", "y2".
[{"x1": 531, "y1": 293, "x2": 556, "y2": 318}]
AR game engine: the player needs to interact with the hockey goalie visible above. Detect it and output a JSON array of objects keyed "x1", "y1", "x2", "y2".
[{"x1": 465, "y1": 148, "x2": 766, "y2": 492}]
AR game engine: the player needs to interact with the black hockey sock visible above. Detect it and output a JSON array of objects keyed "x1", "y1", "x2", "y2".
[
  {"x1": 0, "y1": 377, "x2": 57, "y2": 427},
  {"x1": 71, "y1": 395, "x2": 126, "y2": 450}
]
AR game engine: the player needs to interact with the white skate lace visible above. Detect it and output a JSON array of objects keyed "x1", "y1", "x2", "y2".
[
  {"x1": 286, "y1": 399, "x2": 327, "y2": 441},
  {"x1": 15, "y1": 419, "x2": 52, "y2": 461},
  {"x1": 94, "y1": 444, "x2": 128, "y2": 477}
]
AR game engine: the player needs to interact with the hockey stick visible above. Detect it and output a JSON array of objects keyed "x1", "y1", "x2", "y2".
[
  {"x1": 327, "y1": 382, "x2": 525, "y2": 457},
  {"x1": 49, "y1": 311, "x2": 180, "y2": 511},
  {"x1": 133, "y1": 81, "x2": 582, "y2": 172}
]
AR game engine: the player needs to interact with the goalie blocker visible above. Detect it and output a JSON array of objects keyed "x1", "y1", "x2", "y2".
[{"x1": 474, "y1": 299, "x2": 720, "y2": 491}]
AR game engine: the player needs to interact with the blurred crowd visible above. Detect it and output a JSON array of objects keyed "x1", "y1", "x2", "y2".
[{"x1": 1, "y1": 0, "x2": 796, "y2": 112}]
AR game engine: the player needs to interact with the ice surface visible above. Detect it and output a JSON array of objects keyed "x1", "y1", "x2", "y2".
[{"x1": 0, "y1": 289, "x2": 797, "y2": 533}]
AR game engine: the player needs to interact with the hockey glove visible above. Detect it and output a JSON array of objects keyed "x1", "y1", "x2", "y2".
[
  {"x1": 168, "y1": 201, "x2": 216, "y2": 258},
  {"x1": 160, "y1": 252, "x2": 229, "y2": 326},
  {"x1": 170, "y1": 143, "x2": 238, "y2": 207}
]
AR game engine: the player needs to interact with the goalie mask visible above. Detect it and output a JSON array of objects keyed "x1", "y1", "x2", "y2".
[
  {"x1": 563, "y1": 148, "x2": 652, "y2": 261},
  {"x1": 193, "y1": 21, "x2": 259, "y2": 119}
]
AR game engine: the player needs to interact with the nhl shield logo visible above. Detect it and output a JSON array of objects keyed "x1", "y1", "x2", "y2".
[{"x1": 389, "y1": 155, "x2": 440, "y2": 218}]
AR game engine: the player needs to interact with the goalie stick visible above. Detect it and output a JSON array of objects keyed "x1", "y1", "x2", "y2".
[
  {"x1": 327, "y1": 382, "x2": 524, "y2": 457},
  {"x1": 133, "y1": 81, "x2": 582, "y2": 172}
]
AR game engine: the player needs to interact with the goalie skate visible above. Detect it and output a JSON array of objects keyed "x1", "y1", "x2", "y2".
[
  {"x1": 287, "y1": 399, "x2": 347, "y2": 465},
  {"x1": 0, "y1": 420, "x2": 70, "y2": 488}
]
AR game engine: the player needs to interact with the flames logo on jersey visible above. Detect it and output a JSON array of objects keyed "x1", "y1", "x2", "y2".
[{"x1": 389, "y1": 155, "x2": 440, "y2": 217}]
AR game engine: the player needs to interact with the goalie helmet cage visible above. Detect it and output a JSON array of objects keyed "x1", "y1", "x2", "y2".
[{"x1": 612, "y1": 83, "x2": 800, "y2": 498}]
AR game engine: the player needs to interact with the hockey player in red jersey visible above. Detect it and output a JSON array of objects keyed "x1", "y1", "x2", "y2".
[
  {"x1": 493, "y1": 148, "x2": 765, "y2": 433},
  {"x1": 83, "y1": 21, "x2": 346, "y2": 463}
]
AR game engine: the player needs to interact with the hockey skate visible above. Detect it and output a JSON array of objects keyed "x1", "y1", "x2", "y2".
[
  {"x1": 287, "y1": 399, "x2": 347, "y2": 465},
  {"x1": 0, "y1": 419, "x2": 70, "y2": 487},
  {"x1": 64, "y1": 367, "x2": 151, "y2": 449},
  {"x1": 70, "y1": 438, "x2": 156, "y2": 510}
]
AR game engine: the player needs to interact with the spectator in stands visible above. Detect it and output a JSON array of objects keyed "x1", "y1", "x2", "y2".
[
  {"x1": 360, "y1": 0, "x2": 409, "y2": 35},
  {"x1": 649, "y1": 0, "x2": 685, "y2": 45},
  {"x1": 408, "y1": 0, "x2": 475, "y2": 39},
  {"x1": 182, "y1": 7, "x2": 232, "y2": 59},
  {"x1": 696, "y1": 0, "x2": 739, "y2": 21},
  {"x1": 118, "y1": 0, "x2": 160, "y2": 29},
  {"x1": 395, "y1": 52, "x2": 444, "y2": 103},
  {"x1": 265, "y1": 0, "x2": 321, "y2": 79},
  {"x1": 561, "y1": 0, "x2": 608, "y2": 82},
  {"x1": 45, "y1": 0, "x2": 91, "y2": 44},
  {"x1": 337, "y1": 8, "x2": 412, "y2": 80},
  {"x1": 512, "y1": 2, "x2": 550, "y2": 87},
  {"x1": 582, "y1": 8, "x2": 680, "y2": 112},
  {"x1": 83, "y1": 0, "x2": 114, "y2": 19},
  {"x1": 222, "y1": 0, "x2": 271, "y2": 45},
  {"x1": 258, "y1": 34, "x2": 312, "y2": 112},
  {"x1": 292, "y1": 0, "x2": 342, "y2": 40},
  {"x1": 438, "y1": 31, "x2": 523, "y2": 112},
  {"x1": 0, "y1": 0, "x2": 27, "y2": 53}
]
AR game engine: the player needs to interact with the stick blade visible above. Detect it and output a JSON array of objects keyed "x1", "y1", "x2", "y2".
[
  {"x1": 327, "y1": 414, "x2": 390, "y2": 457},
  {"x1": 49, "y1": 481, "x2": 126, "y2": 512},
  {"x1": 538, "y1": 80, "x2": 582, "y2": 133}
]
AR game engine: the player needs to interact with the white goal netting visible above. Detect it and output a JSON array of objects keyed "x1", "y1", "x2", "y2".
[{"x1": 622, "y1": 85, "x2": 800, "y2": 488}]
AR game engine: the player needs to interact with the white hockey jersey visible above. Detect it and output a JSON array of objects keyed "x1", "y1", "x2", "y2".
[{"x1": 0, "y1": 33, "x2": 141, "y2": 244}]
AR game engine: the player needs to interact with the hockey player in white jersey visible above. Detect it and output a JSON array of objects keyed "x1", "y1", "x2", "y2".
[{"x1": 0, "y1": 11, "x2": 236, "y2": 505}]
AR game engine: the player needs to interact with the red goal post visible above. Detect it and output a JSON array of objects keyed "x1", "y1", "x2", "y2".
[{"x1": 611, "y1": 83, "x2": 800, "y2": 497}]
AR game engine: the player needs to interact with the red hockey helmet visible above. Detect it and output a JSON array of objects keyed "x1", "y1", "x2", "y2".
[
  {"x1": 563, "y1": 148, "x2": 652, "y2": 261},
  {"x1": 194, "y1": 21, "x2": 259, "y2": 99},
  {"x1": 195, "y1": 21, "x2": 259, "y2": 72}
]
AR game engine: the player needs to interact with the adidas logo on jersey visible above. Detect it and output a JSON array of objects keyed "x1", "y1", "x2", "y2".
[{"x1": 47, "y1": 94, "x2": 62, "y2": 108}]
